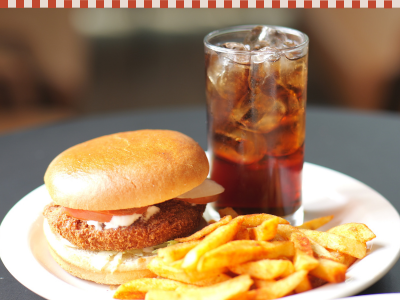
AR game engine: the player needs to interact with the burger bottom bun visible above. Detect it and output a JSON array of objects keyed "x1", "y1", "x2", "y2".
[
  {"x1": 44, "y1": 219, "x2": 156, "y2": 285},
  {"x1": 48, "y1": 246, "x2": 156, "y2": 285}
]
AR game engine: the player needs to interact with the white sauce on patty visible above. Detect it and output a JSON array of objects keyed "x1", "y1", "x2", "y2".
[{"x1": 86, "y1": 206, "x2": 160, "y2": 230}]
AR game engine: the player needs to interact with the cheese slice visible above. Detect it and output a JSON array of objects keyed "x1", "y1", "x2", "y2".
[{"x1": 176, "y1": 179, "x2": 224, "y2": 199}]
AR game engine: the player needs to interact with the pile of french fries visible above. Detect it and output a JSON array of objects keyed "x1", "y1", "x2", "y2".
[{"x1": 114, "y1": 207, "x2": 376, "y2": 300}]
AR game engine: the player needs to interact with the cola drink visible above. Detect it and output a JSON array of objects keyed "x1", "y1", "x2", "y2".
[{"x1": 204, "y1": 26, "x2": 309, "y2": 224}]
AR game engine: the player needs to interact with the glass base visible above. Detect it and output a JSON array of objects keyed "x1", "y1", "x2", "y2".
[
  {"x1": 284, "y1": 205, "x2": 304, "y2": 226},
  {"x1": 204, "y1": 204, "x2": 304, "y2": 226}
]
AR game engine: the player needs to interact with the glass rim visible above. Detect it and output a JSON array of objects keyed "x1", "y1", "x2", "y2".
[{"x1": 204, "y1": 25, "x2": 309, "y2": 55}]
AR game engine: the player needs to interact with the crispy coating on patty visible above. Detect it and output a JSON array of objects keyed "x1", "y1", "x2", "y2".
[{"x1": 43, "y1": 200, "x2": 206, "y2": 252}]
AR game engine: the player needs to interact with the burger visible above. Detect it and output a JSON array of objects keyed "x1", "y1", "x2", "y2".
[{"x1": 42, "y1": 130, "x2": 224, "y2": 285}]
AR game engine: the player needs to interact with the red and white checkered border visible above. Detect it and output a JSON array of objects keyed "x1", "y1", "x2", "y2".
[{"x1": 1, "y1": 0, "x2": 397, "y2": 9}]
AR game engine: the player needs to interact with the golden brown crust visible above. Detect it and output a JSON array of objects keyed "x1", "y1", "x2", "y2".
[
  {"x1": 43, "y1": 200, "x2": 206, "y2": 251},
  {"x1": 47, "y1": 245, "x2": 157, "y2": 285},
  {"x1": 44, "y1": 130, "x2": 209, "y2": 210}
]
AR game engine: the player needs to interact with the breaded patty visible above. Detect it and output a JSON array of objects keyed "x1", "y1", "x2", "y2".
[{"x1": 43, "y1": 200, "x2": 206, "y2": 252}]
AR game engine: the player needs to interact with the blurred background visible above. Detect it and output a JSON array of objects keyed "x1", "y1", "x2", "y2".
[{"x1": 1, "y1": 9, "x2": 400, "y2": 133}]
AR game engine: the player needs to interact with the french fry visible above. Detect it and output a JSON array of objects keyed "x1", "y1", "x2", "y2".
[
  {"x1": 276, "y1": 224, "x2": 298, "y2": 240},
  {"x1": 145, "y1": 290, "x2": 179, "y2": 300},
  {"x1": 309, "y1": 238, "x2": 339, "y2": 260},
  {"x1": 288, "y1": 231, "x2": 319, "y2": 271},
  {"x1": 277, "y1": 223, "x2": 321, "y2": 257},
  {"x1": 253, "y1": 270, "x2": 308, "y2": 299},
  {"x1": 309, "y1": 258, "x2": 347, "y2": 283},
  {"x1": 290, "y1": 231, "x2": 313, "y2": 257},
  {"x1": 294, "y1": 276, "x2": 313, "y2": 293},
  {"x1": 277, "y1": 223, "x2": 318, "y2": 257},
  {"x1": 158, "y1": 240, "x2": 201, "y2": 263},
  {"x1": 147, "y1": 257, "x2": 230, "y2": 286},
  {"x1": 342, "y1": 255, "x2": 358, "y2": 268},
  {"x1": 145, "y1": 275, "x2": 253, "y2": 300},
  {"x1": 241, "y1": 214, "x2": 289, "y2": 228},
  {"x1": 257, "y1": 241, "x2": 295, "y2": 260},
  {"x1": 189, "y1": 274, "x2": 232, "y2": 287},
  {"x1": 115, "y1": 212, "x2": 376, "y2": 300},
  {"x1": 325, "y1": 250, "x2": 358, "y2": 267},
  {"x1": 276, "y1": 227, "x2": 319, "y2": 271},
  {"x1": 175, "y1": 215, "x2": 233, "y2": 243},
  {"x1": 198, "y1": 240, "x2": 270, "y2": 272},
  {"x1": 297, "y1": 215, "x2": 334, "y2": 230},
  {"x1": 293, "y1": 249, "x2": 319, "y2": 271},
  {"x1": 113, "y1": 278, "x2": 196, "y2": 299},
  {"x1": 249, "y1": 217, "x2": 280, "y2": 241},
  {"x1": 270, "y1": 233, "x2": 287, "y2": 242},
  {"x1": 169, "y1": 259, "x2": 230, "y2": 283},
  {"x1": 299, "y1": 229, "x2": 367, "y2": 259},
  {"x1": 235, "y1": 226, "x2": 251, "y2": 240},
  {"x1": 229, "y1": 259, "x2": 294, "y2": 280},
  {"x1": 325, "y1": 223, "x2": 375, "y2": 267},
  {"x1": 309, "y1": 275, "x2": 327, "y2": 288},
  {"x1": 280, "y1": 220, "x2": 354, "y2": 268},
  {"x1": 181, "y1": 217, "x2": 243, "y2": 272},
  {"x1": 229, "y1": 290, "x2": 257, "y2": 300},
  {"x1": 169, "y1": 259, "x2": 184, "y2": 269},
  {"x1": 197, "y1": 241, "x2": 294, "y2": 272},
  {"x1": 218, "y1": 207, "x2": 239, "y2": 218},
  {"x1": 327, "y1": 223, "x2": 376, "y2": 243},
  {"x1": 115, "y1": 291, "x2": 145, "y2": 300},
  {"x1": 180, "y1": 274, "x2": 252, "y2": 299}
]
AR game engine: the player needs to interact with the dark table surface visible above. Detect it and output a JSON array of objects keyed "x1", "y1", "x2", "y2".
[{"x1": 1, "y1": 105, "x2": 400, "y2": 300}]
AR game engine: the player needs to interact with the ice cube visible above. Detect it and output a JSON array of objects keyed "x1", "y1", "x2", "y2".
[
  {"x1": 279, "y1": 55, "x2": 308, "y2": 108},
  {"x1": 222, "y1": 42, "x2": 250, "y2": 65},
  {"x1": 253, "y1": 55, "x2": 303, "y2": 116},
  {"x1": 222, "y1": 42, "x2": 249, "y2": 51},
  {"x1": 230, "y1": 58, "x2": 287, "y2": 134},
  {"x1": 283, "y1": 38, "x2": 297, "y2": 48},
  {"x1": 263, "y1": 112, "x2": 306, "y2": 157},
  {"x1": 250, "y1": 57, "x2": 281, "y2": 93},
  {"x1": 270, "y1": 84, "x2": 300, "y2": 115},
  {"x1": 283, "y1": 36, "x2": 308, "y2": 60},
  {"x1": 262, "y1": 28, "x2": 288, "y2": 49},
  {"x1": 252, "y1": 98, "x2": 287, "y2": 133},
  {"x1": 245, "y1": 26, "x2": 288, "y2": 51},
  {"x1": 212, "y1": 126, "x2": 265, "y2": 164},
  {"x1": 206, "y1": 51, "x2": 250, "y2": 105},
  {"x1": 231, "y1": 90, "x2": 286, "y2": 134},
  {"x1": 244, "y1": 26, "x2": 269, "y2": 50},
  {"x1": 206, "y1": 81, "x2": 233, "y2": 126}
]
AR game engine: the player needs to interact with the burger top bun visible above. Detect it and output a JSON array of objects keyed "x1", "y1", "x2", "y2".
[{"x1": 44, "y1": 130, "x2": 209, "y2": 211}]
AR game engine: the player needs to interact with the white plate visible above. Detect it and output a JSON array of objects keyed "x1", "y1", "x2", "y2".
[
  {"x1": 336, "y1": 294, "x2": 400, "y2": 300},
  {"x1": 1, "y1": 162, "x2": 400, "y2": 300}
]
